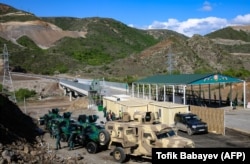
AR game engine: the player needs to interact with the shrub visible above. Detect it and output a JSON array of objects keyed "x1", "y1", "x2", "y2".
[{"x1": 15, "y1": 88, "x2": 36, "y2": 101}]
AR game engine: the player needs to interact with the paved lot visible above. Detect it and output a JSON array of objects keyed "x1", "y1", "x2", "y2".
[
  {"x1": 224, "y1": 107, "x2": 250, "y2": 134},
  {"x1": 178, "y1": 128, "x2": 250, "y2": 148}
]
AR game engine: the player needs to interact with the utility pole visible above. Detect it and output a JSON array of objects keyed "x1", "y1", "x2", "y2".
[{"x1": 2, "y1": 44, "x2": 16, "y2": 103}]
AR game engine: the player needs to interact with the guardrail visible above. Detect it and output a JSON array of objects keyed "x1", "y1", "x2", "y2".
[{"x1": 59, "y1": 79, "x2": 90, "y2": 96}]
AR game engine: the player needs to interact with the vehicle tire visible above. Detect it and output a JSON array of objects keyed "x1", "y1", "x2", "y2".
[
  {"x1": 86, "y1": 141, "x2": 98, "y2": 154},
  {"x1": 98, "y1": 129, "x2": 110, "y2": 145},
  {"x1": 113, "y1": 147, "x2": 126, "y2": 163},
  {"x1": 187, "y1": 128, "x2": 193, "y2": 136}
]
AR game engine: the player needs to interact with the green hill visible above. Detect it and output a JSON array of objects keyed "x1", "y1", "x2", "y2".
[{"x1": 205, "y1": 27, "x2": 250, "y2": 42}]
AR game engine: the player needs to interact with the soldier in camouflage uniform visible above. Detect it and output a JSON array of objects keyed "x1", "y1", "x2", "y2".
[
  {"x1": 68, "y1": 124, "x2": 81, "y2": 150},
  {"x1": 55, "y1": 122, "x2": 62, "y2": 150}
]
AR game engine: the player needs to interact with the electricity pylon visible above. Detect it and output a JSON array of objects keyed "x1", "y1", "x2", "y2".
[
  {"x1": 1, "y1": 44, "x2": 16, "y2": 103},
  {"x1": 167, "y1": 46, "x2": 173, "y2": 75}
]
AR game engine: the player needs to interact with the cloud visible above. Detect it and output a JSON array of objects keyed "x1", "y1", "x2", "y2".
[
  {"x1": 147, "y1": 17, "x2": 228, "y2": 37},
  {"x1": 128, "y1": 24, "x2": 134, "y2": 27},
  {"x1": 200, "y1": 1, "x2": 212, "y2": 11},
  {"x1": 232, "y1": 14, "x2": 250, "y2": 25}
]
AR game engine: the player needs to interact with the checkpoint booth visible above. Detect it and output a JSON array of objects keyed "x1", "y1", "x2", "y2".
[
  {"x1": 148, "y1": 101, "x2": 189, "y2": 126},
  {"x1": 102, "y1": 95, "x2": 151, "y2": 119},
  {"x1": 103, "y1": 94, "x2": 189, "y2": 124}
]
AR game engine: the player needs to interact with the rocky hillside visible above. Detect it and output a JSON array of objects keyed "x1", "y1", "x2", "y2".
[
  {"x1": 0, "y1": 93, "x2": 45, "y2": 163},
  {"x1": 0, "y1": 94, "x2": 39, "y2": 144},
  {"x1": 0, "y1": 93, "x2": 88, "y2": 163},
  {"x1": 0, "y1": 3, "x2": 250, "y2": 81}
]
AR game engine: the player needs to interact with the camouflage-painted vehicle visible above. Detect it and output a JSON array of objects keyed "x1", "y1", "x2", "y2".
[
  {"x1": 38, "y1": 108, "x2": 62, "y2": 128},
  {"x1": 55, "y1": 112, "x2": 75, "y2": 141},
  {"x1": 105, "y1": 112, "x2": 195, "y2": 163},
  {"x1": 38, "y1": 108, "x2": 63, "y2": 135},
  {"x1": 65, "y1": 114, "x2": 110, "y2": 153}
]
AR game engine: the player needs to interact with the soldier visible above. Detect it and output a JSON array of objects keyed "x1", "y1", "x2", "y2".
[
  {"x1": 55, "y1": 120, "x2": 65, "y2": 150},
  {"x1": 106, "y1": 110, "x2": 112, "y2": 121},
  {"x1": 103, "y1": 107, "x2": 107, "y2": 118},
  {"x1": 119, "y1": 110, "x2": 122, "y2": 120},
  {"x1": 68, "y1": 125, "x2": 81, "y2": 151},
  {"x1": 111, "y1": 112, "x2": 116, "y2": 120}
]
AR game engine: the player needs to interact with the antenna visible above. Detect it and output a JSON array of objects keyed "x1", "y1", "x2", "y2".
[{"x1": 2, "y1": 44, "x2": 16, "y2": 103}]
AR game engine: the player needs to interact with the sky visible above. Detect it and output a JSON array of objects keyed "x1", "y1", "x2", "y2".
[{"x1": 1, "y1": 0, "x2": 250, "y2": 37}]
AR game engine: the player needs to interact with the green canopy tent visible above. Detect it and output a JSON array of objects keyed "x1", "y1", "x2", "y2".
[{"x1": 132, "y1": 73, "x2": 246, "y2": 108}]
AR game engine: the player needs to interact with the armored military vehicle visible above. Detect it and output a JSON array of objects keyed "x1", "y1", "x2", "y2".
[
  {"x1": 105, "y1": 112, "x2": 195, "y2": 163},
  {"x1": 38, "y1": 108, "x2": 62, "y2": 128},
  {"x1": 39, "y1": 111, "x2": 110, "y2": 153},
  {"x1": 39, "y1": 111, "x2": 74, "y2": 139},
  {"x1": 71, "y1": 114, "x2": 110, "y2": 153}
]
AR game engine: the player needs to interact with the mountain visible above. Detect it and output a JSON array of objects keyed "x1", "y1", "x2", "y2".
[{"x1": 0, "y1": 3, "x2": 250, "y2": 82}]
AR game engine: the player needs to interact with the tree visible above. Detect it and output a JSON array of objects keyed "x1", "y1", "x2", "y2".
[{"x1": 15, "y1": 88, "x2": 36, "y2": 102}]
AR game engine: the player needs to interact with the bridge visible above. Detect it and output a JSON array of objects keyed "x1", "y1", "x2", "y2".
[
  {"x1": 59, "y1": 78, "x2": 129, "y2": 101},
  {"x1": 6, "y1": 72, "x2": 129, "y2": 101},
  {"x1": 59, "y1": 79, "x2": 91, "y2": 99}
]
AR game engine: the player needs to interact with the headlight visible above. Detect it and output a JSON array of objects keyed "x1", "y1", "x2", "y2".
[{"x1": 192, "y1": 125, "x2": 197, "y2": 128}]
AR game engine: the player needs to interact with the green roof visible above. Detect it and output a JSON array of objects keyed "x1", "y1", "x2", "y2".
[{"x1": 134, "y1": 73, "x2": 243, "y2": 85}]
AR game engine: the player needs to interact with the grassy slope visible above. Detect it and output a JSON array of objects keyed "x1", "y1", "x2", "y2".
[
  {"x1": 5, "y1": 17, "x2": 160, "y2": 75},
  {"x1": 205, "y1": 27, "x2": 250, "y2": 53},
  {"x1": 205, "y1": 27, "x2": 250, "y2": 42}
]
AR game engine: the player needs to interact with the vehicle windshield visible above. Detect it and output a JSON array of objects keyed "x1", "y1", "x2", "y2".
[
  {"x1": 185, "y1": 115, "x2": 200, "y2": 121},
  {"x1": 156, "y1": 129, "x2": 176, "y2": 139}
]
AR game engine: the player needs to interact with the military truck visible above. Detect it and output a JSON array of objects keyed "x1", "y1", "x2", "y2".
[
  {"x1": 39, "y1": 111, "x2": 74, "y2": 139},
  {"x1": 39, "y1": 111, "x2": 110, "y2": 153},
  {"x1": 54, "y1": 114, "x2": 110, "y2": 153},
  {"x1": 71, "y1": 114, "x2": 110, "y2": 153},
  {"x1": 38, "y1": 108, "x2": 62, "y2": 128},
  {"x1": 105, "y1": 112, "x2": 195, "y2": 163}
]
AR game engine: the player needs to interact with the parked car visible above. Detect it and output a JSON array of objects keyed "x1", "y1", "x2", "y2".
[{"x1": 174, "y1": 112, "x2": 208, "y2": 135}]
